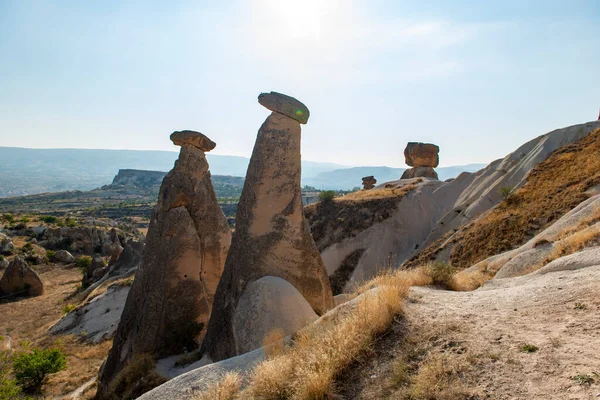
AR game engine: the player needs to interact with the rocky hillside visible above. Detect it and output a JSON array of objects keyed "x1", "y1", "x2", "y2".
[{"x1": 306, "y1": 121, "x2": 600, "y2": 292}]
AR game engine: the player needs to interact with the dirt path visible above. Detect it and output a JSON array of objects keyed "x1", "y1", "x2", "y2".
[{"x1": 338, "y1": 265, "x2": 600, "y2": 399}]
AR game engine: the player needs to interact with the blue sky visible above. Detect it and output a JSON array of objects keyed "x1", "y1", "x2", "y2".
[{"x1": 1, "y1": 0, "x2": 598, "y2": 167}]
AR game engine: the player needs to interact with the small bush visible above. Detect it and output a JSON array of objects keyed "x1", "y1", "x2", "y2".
[
  {"x1": 498, "y1": 185, "x2": 514, "y2": 200},
  {"x1": 45, "y1": 250, "x2": 56, "y2": 262},
  {"x1": 424, "y1": 261, "x2": 456, "y2": 289},
  {"x1": 0, "y1": 214, "x2": 14, "y2": 224},
  {"x1": 319, "y1": 190, "x2": 336, "y2": 202},
  {"x1": 40, "y1": 216, "x2": 58, "y2": 224},
  {"x1": 13, "y1": 348, "x2": 67, "y2": 393},
  {"x1": 76, "y1": 256, "x2": 92, "y2": 270},
  {"x1": 62, "y1": 304, "x2": 76, "y2": 315},
  {"x1": 1, "y1": 350, "x2": 25, "y2": 400},
  {"x1": 521, "y1": 344, "x2": 538, "y2": 353},
  {"x1": 64, "y1": 218, "x2": 77, "y2": 228},
  {"x1": 105, "y1": 353, "x2": 166, "y2": 400},
  {"x1": 22, "y1": 243, "x2": 33, "y2": 253},
  {"x1": 20, "y1": 217, "x2": 30, "y2": 223}
]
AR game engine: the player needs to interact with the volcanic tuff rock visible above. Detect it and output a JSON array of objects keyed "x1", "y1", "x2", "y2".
[
  {"x1": 362, "y1": 176, "x2": 377, "y2": 190},
  {"x1": 258, "y1": 91, "x2": 310, "y2": 124},
  {"x1": 0, "y1": 233, "x2": 14, "y2": 255},
  {"x1": 0, "y1": 256, "x2": 43, "y2": 297},
  {"x1": 200, "y1": 94, "x2": 333, "y2": 362},
  {"x1": 53, "y1": 250, "x2": 75, "y2": 264},
  {"x1": 170, "y1": 130, "x2": 217, "y2": 152},
  {"x1": 401, "y1": 166, "x2": 439, "y2": 180},
  {"x1": 97, "y1": 132, "x2": 231, "y2": 398},
  {"x1": 404, "y1": 142, "x2": 440, "y2": 167}
]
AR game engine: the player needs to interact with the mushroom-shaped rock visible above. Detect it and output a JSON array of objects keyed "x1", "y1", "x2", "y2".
[
  {"x1": 362, "y1": 176, "x2": 377, "y2": 190},
  {"x1": 258, "y1": 91, "x2": 310, "y2": 124},
  {"x1": 404, "y1": 142, "x2": 439, "y2": 168},
  {"x1": 0, "y1": 257, "x2": 44, "y2": 297},
  {"x1": 200, "y1": 95, "x2": 333, "y2": 362},
  {"x1": 232, "y1": 276, "x2": 318, "y2": 355},
  {"x1": 170, "y1": 130, "x2": 217, "y2": 152},
  {"x1": 97, "y1": 133, "x2": 231, "y2": 398}
]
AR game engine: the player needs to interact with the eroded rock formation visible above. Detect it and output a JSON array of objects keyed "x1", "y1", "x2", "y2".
[
  {"x1": 200, "y1": 92, "x2": 334, "y2": 362},
  {"x1": 402, "y1": 142, "x2": 440, "y2": 179},
  {"x1": 97, "y1": 131, "x2": 231, "y2": 398},
  {"x1": 0, "y1": 256, "x2": 43, "y2": 297},
  {"x1": 362, "y1": 176, "x2": 377, "y2": 190}
]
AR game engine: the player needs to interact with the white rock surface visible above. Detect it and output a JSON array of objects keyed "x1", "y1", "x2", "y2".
[
  {"x1": 232, "y1": 276, "x2": 318, "y2": 355},
  {"x1": 49, "y1": 284, "x2": 130, "y2": 343},
  {"x1": 535, "y1": 246, "x2": 600, "y2": 275}
]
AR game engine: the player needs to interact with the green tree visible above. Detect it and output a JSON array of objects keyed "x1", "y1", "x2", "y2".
[{"x1": 13, "y1": 348, "x2": 67, "y2": 393}]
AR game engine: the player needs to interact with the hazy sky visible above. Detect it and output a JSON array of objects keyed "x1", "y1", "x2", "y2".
[{"x1": 1, "y1": 1, "x2": 599, "y2": 167}]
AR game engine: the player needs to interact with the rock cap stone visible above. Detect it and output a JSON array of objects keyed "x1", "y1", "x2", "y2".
[
  {"x1": 258, "y1": 91, "x2": 310, "y2": 124},
  {"x1": 171, "y1": 130, "x2": 216, "y2": 152},
  {"x1": 404, "y1": 142, "x2": 439, "y2": 168}
]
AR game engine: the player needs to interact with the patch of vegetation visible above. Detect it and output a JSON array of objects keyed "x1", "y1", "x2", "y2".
[
  {"x1": 424, "y1": 261, "x2": 456, "y2": 289},
  {"x1": 13, "y1": 348, "x2": 67, "y2": 393},
  {"x1": 62, "y1": 304, "x2": 76, "y2": 315},
  {"x1": 40, "y1": 215, "x2": 58, "y2": 224},
  {"x1": 64, "y1": 217, "x2": 77, "y2": 228},
  {"x1": 498, "y1": 185, "x2": 514, "y2": 200},
  {"x1": 521, "y1": 344, "x2": 539, "y2": 353},
  {"x1": 0, "y1": 214, "x2": 15, "y2": 224},
  {"x1": 571, "y1": 372, "x2": 599, "y2": 386},
  {"x1": 0, "y1": 351, "x2": 27, "y2": 400},
  {"x1": 318, "y1": 190, "x2": 336, "y2": 202},
  {"x1": 76, "y1": 256, "x2": 92, "y2": 270},
  {"x1": 103, "y1": 353, "x2": 166, "y2": 400},
  {"x1": 574, "y1": 302, "x2": 588, "y2": 310},
  {"x1": 45, "y1": 250, "x2": 56, "y2": 262}
]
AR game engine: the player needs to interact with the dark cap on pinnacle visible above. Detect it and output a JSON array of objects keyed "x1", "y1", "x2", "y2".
[
  {"x1": 170, "y1": 130, "x2": 216, "y2": 152},
  {"x1": 258, "y1": 91, "x2": 310, "y2": 124}
]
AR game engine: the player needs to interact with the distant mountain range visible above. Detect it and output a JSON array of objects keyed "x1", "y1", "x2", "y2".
[
  {"x1": 0, "y1": 147, "x2": 485, "y2": 196},
  {"x1": 303, "y1": 164, "x2": 487, "y2": 190}
]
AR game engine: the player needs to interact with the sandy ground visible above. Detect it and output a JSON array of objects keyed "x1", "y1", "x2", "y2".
[
  {"x1": 339, "y1": 265, "x2": 600, "y2": 399},
  {"x1": 0, "y1": 265, "x2": 109, "y2": 398}
]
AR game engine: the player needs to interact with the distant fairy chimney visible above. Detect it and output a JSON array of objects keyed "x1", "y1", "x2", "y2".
[
  {"x1": 597, "y1": 108, "x2": 600, "y2": 121},
  {"x1": 362, "y1": 176, "x2": 376, "y2": 190},
  {"x1": 401, "y1": 142, "x2": 440, "y2": 180}
]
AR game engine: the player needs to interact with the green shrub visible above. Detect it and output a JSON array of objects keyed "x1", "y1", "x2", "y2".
[
  {"x1": 40, "y1": 216, "x2": 58, "y2": 224},
  {"x1": 13, "y1": 348, "x2": 67, "y2": 393},
  {"x1": 425, "y1": 261, "x2": 456, "y2": 289},
  {"x1": 521, "y1": 344, "x2": 539, "y2": 353},
  {"x1": 62, "y1": 304, "x2": 76, "y2": 315},
  {"x1": 1, "y1": 350, "x2": 25, "y2": 400},
  {"x1": 498, "y1": 186, "x2": 514, "y2": 200},
  {"x1": 20, "y1": 217, "x2": 30, "y2": 223},
  {"x1": 22, "y1": 243, "x2": 33, "y2": 252},
  {"x1": 45, "y1": 250, "x2": 56, "y2": 262},
  {"x1": 64, "y1": 218, "x2": 77, "y2": 228},
  {"x1": 319, "y1": 190, "x2": 336, "y2": 202},
  {"x1": 76, "y1": 256, "x2": 92, "y2": 270},
  {"x1": 0, "y1": 214, "x2": 14, "y2": 224}
]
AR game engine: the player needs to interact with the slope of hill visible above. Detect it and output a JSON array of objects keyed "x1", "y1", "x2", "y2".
[
  {"x1": 0, "y1": 147, "x2": 347, "y2": 197},
  {"x1": 406, "y1": 124, "x2": 600, "y2": 270},
  {"x1": 304, "y1": 164, "x2": 486, "y2": 190}
]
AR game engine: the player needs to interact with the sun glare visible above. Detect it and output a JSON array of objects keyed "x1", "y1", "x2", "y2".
[{"x1": 260, "y1": 0, "x2": 339, "y2": 40}]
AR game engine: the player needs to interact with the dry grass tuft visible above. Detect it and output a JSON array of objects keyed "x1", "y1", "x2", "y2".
[
  {"x1": 262, "y1": 329, "x2": 285, "y2": 359},
  {"x1": 407, "y1": 353, "x2": 472, "y2": 400},
  {"x1": 196, "y1": 268, "x2": 432, "y2": 400},
  {"x1": 450, "y1": 262, "x2": 495, "y2": 291},
  {"x1": 196, "y1": 372, "x2": 241, "y2": 400},
  {"x1": 102, "y1": 353, "x2": 166, "y2": 400},
  {"x1": 545, "y1": 224, "x2": 600, "y2": 265}
]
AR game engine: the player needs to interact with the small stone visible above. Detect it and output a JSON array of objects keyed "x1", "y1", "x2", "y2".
[
  {"x1": 170, "y1": 130, "x2": 216, "y2": 152},
  {"x1": 258, "y1": 92, "x2": 310, "y2": 124}
]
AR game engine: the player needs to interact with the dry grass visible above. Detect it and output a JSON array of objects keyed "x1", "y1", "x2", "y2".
[
  {"x1": 195, "y1": 268, "x2": 432, "y2": 400},
  {"x1": 339, "y1": 180, "x2": 423, "y2": 201},
  {"x1": 408, "y1": 128, "x2": 600, "y2": 270},
  {"x1": 450, "y1": 261, "x2": 496, "y2": 291},
  {"x1": 547, "y1": 225, "x2": 600, "y2": 262},
  {"x1": 196, "y1": 372, "x2": 241, "y2": 400},
  {"x1": 101, "y1": 353, "x2": 167, "y2": 400},
  {"x1": 262, "y1": 329, "x2": 285, "y2": 359},
  {"x1": 0, "y1": 266, "x2": 114, "y2": 398},
  {"x1": 406, "y1": 353, "x2": 472, "y2": 400}
]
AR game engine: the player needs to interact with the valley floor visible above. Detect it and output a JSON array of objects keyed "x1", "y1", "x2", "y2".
[
  {"x1": 0, "y1": 266, "x2": 109, "y2": 399},
  {"x1": 338, "y1": 265, "x2": 600, "y2": 399}
]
